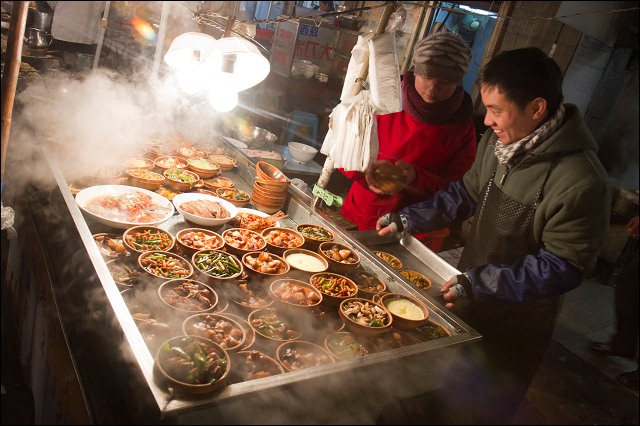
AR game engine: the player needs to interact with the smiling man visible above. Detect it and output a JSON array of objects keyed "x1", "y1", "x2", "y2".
[{"x1": 376, "y1": 47, "x2": 612, "y2": 424}]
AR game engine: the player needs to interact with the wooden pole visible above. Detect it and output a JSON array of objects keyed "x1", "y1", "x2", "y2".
[
  {"x1": 1, "y1": 1, "x2": 29, "y2": 182},
  {"x1": 313, "y1": 1, "x2": 396, "y2": 208}
]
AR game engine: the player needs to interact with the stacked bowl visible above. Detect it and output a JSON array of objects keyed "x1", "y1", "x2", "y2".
[{"x1": 252, "y1": 161, "x2": 290, "y2": 214}]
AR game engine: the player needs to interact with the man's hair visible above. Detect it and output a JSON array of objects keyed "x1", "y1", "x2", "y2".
[{"x1": 479, "y1": 47, "x2": 564, "y2": 116}]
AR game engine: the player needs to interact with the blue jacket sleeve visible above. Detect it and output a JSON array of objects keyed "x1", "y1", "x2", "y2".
[
  {"x1": 400, "y1": 180, "x2": 476, "y2": 234},
  {"x1": 467, "y1": 247, "x2": 583, "y2": 302}
]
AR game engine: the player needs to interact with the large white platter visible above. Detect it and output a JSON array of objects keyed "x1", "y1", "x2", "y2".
[
  {"x1": 172, "y1": 192, "x2": 238, "y2": 227},
  {"x1": 75, "y1": 185, "x2": 175, "y2": 229}
]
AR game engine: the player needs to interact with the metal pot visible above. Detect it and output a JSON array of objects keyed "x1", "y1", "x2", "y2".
[
  {"x1": 27, "y1": 7, "x2": 53, "y2": 33},
  {"x1": 25, "y1": 28, "x2": 53, "y2": 49}
]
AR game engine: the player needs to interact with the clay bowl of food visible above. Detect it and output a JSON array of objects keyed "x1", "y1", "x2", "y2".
[
  {"x1": 202, "y1": 176, "x2": 235, "y2": 191},
  {"x1": 221, "y1": 228, "x2": 267, "y2": 258},
  {"x1": 409, "y1": 320, "x2": 452, "y2": 342},
  {"x1": 207, "y1": 154, "x2": 237, "y2": 172},
  {"x1": 126, "y1": 168, "x2": 165, "y2": 191},
  {"x1": 121, "y1": 288, "x2": 174, "y2": 353},
  {"x1": 309, "y1": 272, "x2": 358, "y2": 307},
  {"x1": 372, "y1": 162, "x2": 406, "y2": 194},
  {"x1": 318, "y1": 241, "x2": 361, "y2": 275},
  {"x1": 374, "y1": 251, "x2": 403, "y2": 270},
  {"x1": 192, "y1": 249, "x2": 244, "y2": 283},
  {"x1": 400, "y1": 269, "x2": 432, "y2": 291},
  {"x1": 339, "y1": 297, "x2": 393, "y2": 337},
  {"x1": 124, "y1": 157, "x2": 155, "y2": 171},
  {"x1": 226, "y1": 280, "x2": 273, "y2": 312},
  {"x1": 175, "y1": 228, "x2": 224, "y2": 257},
  {"x1": 324, "y1": 331, "x2": 373, "y2": 360},
  {"x1": 230, "y1": 350, "x2": 284, "y2": 383},
  {"x1": 163, "y1": 168, "x2": 201, "y2": 192},
  {"x1": 123, "y1": 225, "x2": 175, "y2": 254},
  {"x1": 187, "y1": 157, "x2": 221, "y2": 179},
  {"x1": 255, "y1": 161, "x2": 289, "y2": 183},
  {"x1": 269, "y1": 278, "x2": 323, "y2": 314},
  {"x1": 176, "y1": 145, "x2": 207, "y2": 160},
  {"x1": 172, "y1": 192, "x2": 237, "y2": 228},
  {"x1": 89, "y1": 167, "x2": 123, "y2": 186},
  {"x1": 282, "y1": 248, "x2": 329, "y2": 278},
  {"x1": 261, "y1": 226, "x2": 304, "y2": 257},
  {"x1": 248, "y1": 307, "x2": 303, "y2": 350},
  {"x1": 241, "y1": 251, "x2": 290, "y2": 281},
  {"x1": 157, "y1": 278, "x2": 218, "y2": 315},
  {"x1": 296, "y1": 223, "x2": 335, "y2": 251},
  {"x1": 217, "y1": 312, "x2": 256, "y2": 350},
  {"x1": 138, "y1": 251, "x2": 194, "y2": 282},
  {"x1": 276, "y1": 340, "x2": 335, "y2": 372},
  {"x1": 155, "y1": 335, "x2": 230, "y2": 395},
  {"x1": 215, "y1": 187, "x2": 251, "y2": 208},
  {"x1": 147, "y1": 144, "x2": 176, "y2": 160},
  {"x1": 346, "y1": 269, "x2": 387, "y2": 300},
  {"x1": 154, "y1": 155, "x2": 188, "y2": 173},
  {"x1": 372, "y1": 329, "x2": 420, "y2": 352},
  {"x1": 93, "y1": 232, "x2": 131, "y2": 258},
  {"x1": 182, "y1": 313, "x2": 246, "y2": 353},
  {"x1": 377, "y1": 292, "x2": 430, "y2": 330},
  {"x1": 106, "y1": 258, "x2": 143, "y2": 289}
]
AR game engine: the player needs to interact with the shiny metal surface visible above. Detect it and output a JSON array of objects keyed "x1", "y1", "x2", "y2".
[{"x1": 48, "y1": 140, "x2": 481, "y2": 423}]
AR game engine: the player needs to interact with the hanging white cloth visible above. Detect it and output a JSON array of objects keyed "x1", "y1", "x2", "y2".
[{"x1": 320, "y1": 30, "x2": 401, "y2": 172}]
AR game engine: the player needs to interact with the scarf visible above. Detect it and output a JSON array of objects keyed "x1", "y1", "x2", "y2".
[
  {"x1": 402, "y1": 71, "x2": 467, "y2": 125},
  {"x1": 494, "y1": 105, "x2": 566, "y2": 165}
]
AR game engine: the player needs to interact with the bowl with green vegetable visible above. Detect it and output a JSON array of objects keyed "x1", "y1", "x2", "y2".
[
  {"x1": 155, "y1": 335, "x2": 231, "y2": 395},
  {"x1": 123, "y1": 225, "x2": 175, "y2": 254},
  {"x1": 192, "y1": 249, "x2": 244, "y2": 283},
  {"x1": 138, "y1": 251, "x2": 194, "y2": 282}
]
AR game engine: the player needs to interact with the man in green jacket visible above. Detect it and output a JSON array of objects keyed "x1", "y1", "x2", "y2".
[{"x1": 377, "y1": 47, "x2": 612, "y2": 424}]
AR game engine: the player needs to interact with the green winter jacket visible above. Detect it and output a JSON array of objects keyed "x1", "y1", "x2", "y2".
[{"x1": 462, "y1": 104, "x2": 612, "y2": 273}]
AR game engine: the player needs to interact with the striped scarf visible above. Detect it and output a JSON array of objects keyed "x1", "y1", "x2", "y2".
[{"x1": 494, "y1": 105, "x2": 566, "y2": 165}]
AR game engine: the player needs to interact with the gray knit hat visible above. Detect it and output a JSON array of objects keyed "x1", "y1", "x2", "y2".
[{"x1": 413, "y1": 31, "x2": 471, "y2": 84}]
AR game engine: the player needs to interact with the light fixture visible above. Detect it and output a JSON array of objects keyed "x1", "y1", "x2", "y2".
[
  {"x1": 164, "y1": 28, "x2": 270, "y2": 112},
  {"x1": 163, "y1": 32, "x2": 217, "y2": 71},
  {"x1": 199, "y1": 36, "x2": 271, "y2": 93}
]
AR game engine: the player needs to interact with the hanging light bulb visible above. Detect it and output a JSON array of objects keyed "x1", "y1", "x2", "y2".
[{"x1": 208, "y1": 87, "x2": 238, "y2": 112}]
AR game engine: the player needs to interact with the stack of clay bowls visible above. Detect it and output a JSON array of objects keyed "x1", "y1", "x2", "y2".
[{"x1": 252, "y1": 161, "x2": 290, "y2": 214}]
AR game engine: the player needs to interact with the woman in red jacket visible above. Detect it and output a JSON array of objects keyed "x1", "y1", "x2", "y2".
[{"x1": 339, "y1": 31, "x2": 476, "y2": 249}]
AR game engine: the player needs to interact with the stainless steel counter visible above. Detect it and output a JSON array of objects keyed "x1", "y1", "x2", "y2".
[{"x1": 23, "y1": 140, "x2": 481, "y2": 424}]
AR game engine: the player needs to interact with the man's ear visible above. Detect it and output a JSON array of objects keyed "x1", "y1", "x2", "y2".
[{"x1": 530, "y1": 97, "x2": 547, "y2": 120}]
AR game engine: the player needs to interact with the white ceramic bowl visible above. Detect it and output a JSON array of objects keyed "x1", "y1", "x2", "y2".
[
  {"x1": 288, "y1": 142, "x2": 317, "y2": 164},
  {"x1": 173, "y1": 192, "x2": 238, "y2": 227}
]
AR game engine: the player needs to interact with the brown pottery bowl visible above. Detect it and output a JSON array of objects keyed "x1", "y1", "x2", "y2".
[
  {"x1": 155, "y1": 335, "x2": 230, "y2": 395},
  {"x1": 339, "y1": 297, "x2": 393, "y2": 337},
  {"x1": 318, "y1": 241, "x2": 361, "y2": 275}
]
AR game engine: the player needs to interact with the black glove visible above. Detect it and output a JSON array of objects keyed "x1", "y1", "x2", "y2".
[{"x1": 376, "y1": 213, "x2": 408, "y2": 233}]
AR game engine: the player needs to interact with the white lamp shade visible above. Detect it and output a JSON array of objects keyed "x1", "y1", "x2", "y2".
[
  {"x1": 164, "y1": 32, "x2": 217, "y2": 71},
  {"x1": 200, "y1": 36, "x2": 270, "y2": 92}
]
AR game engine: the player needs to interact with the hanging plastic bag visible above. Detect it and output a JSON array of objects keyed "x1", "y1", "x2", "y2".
[{"x1": 368, "y1": 32, "x2": 402, "y2": 114}]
